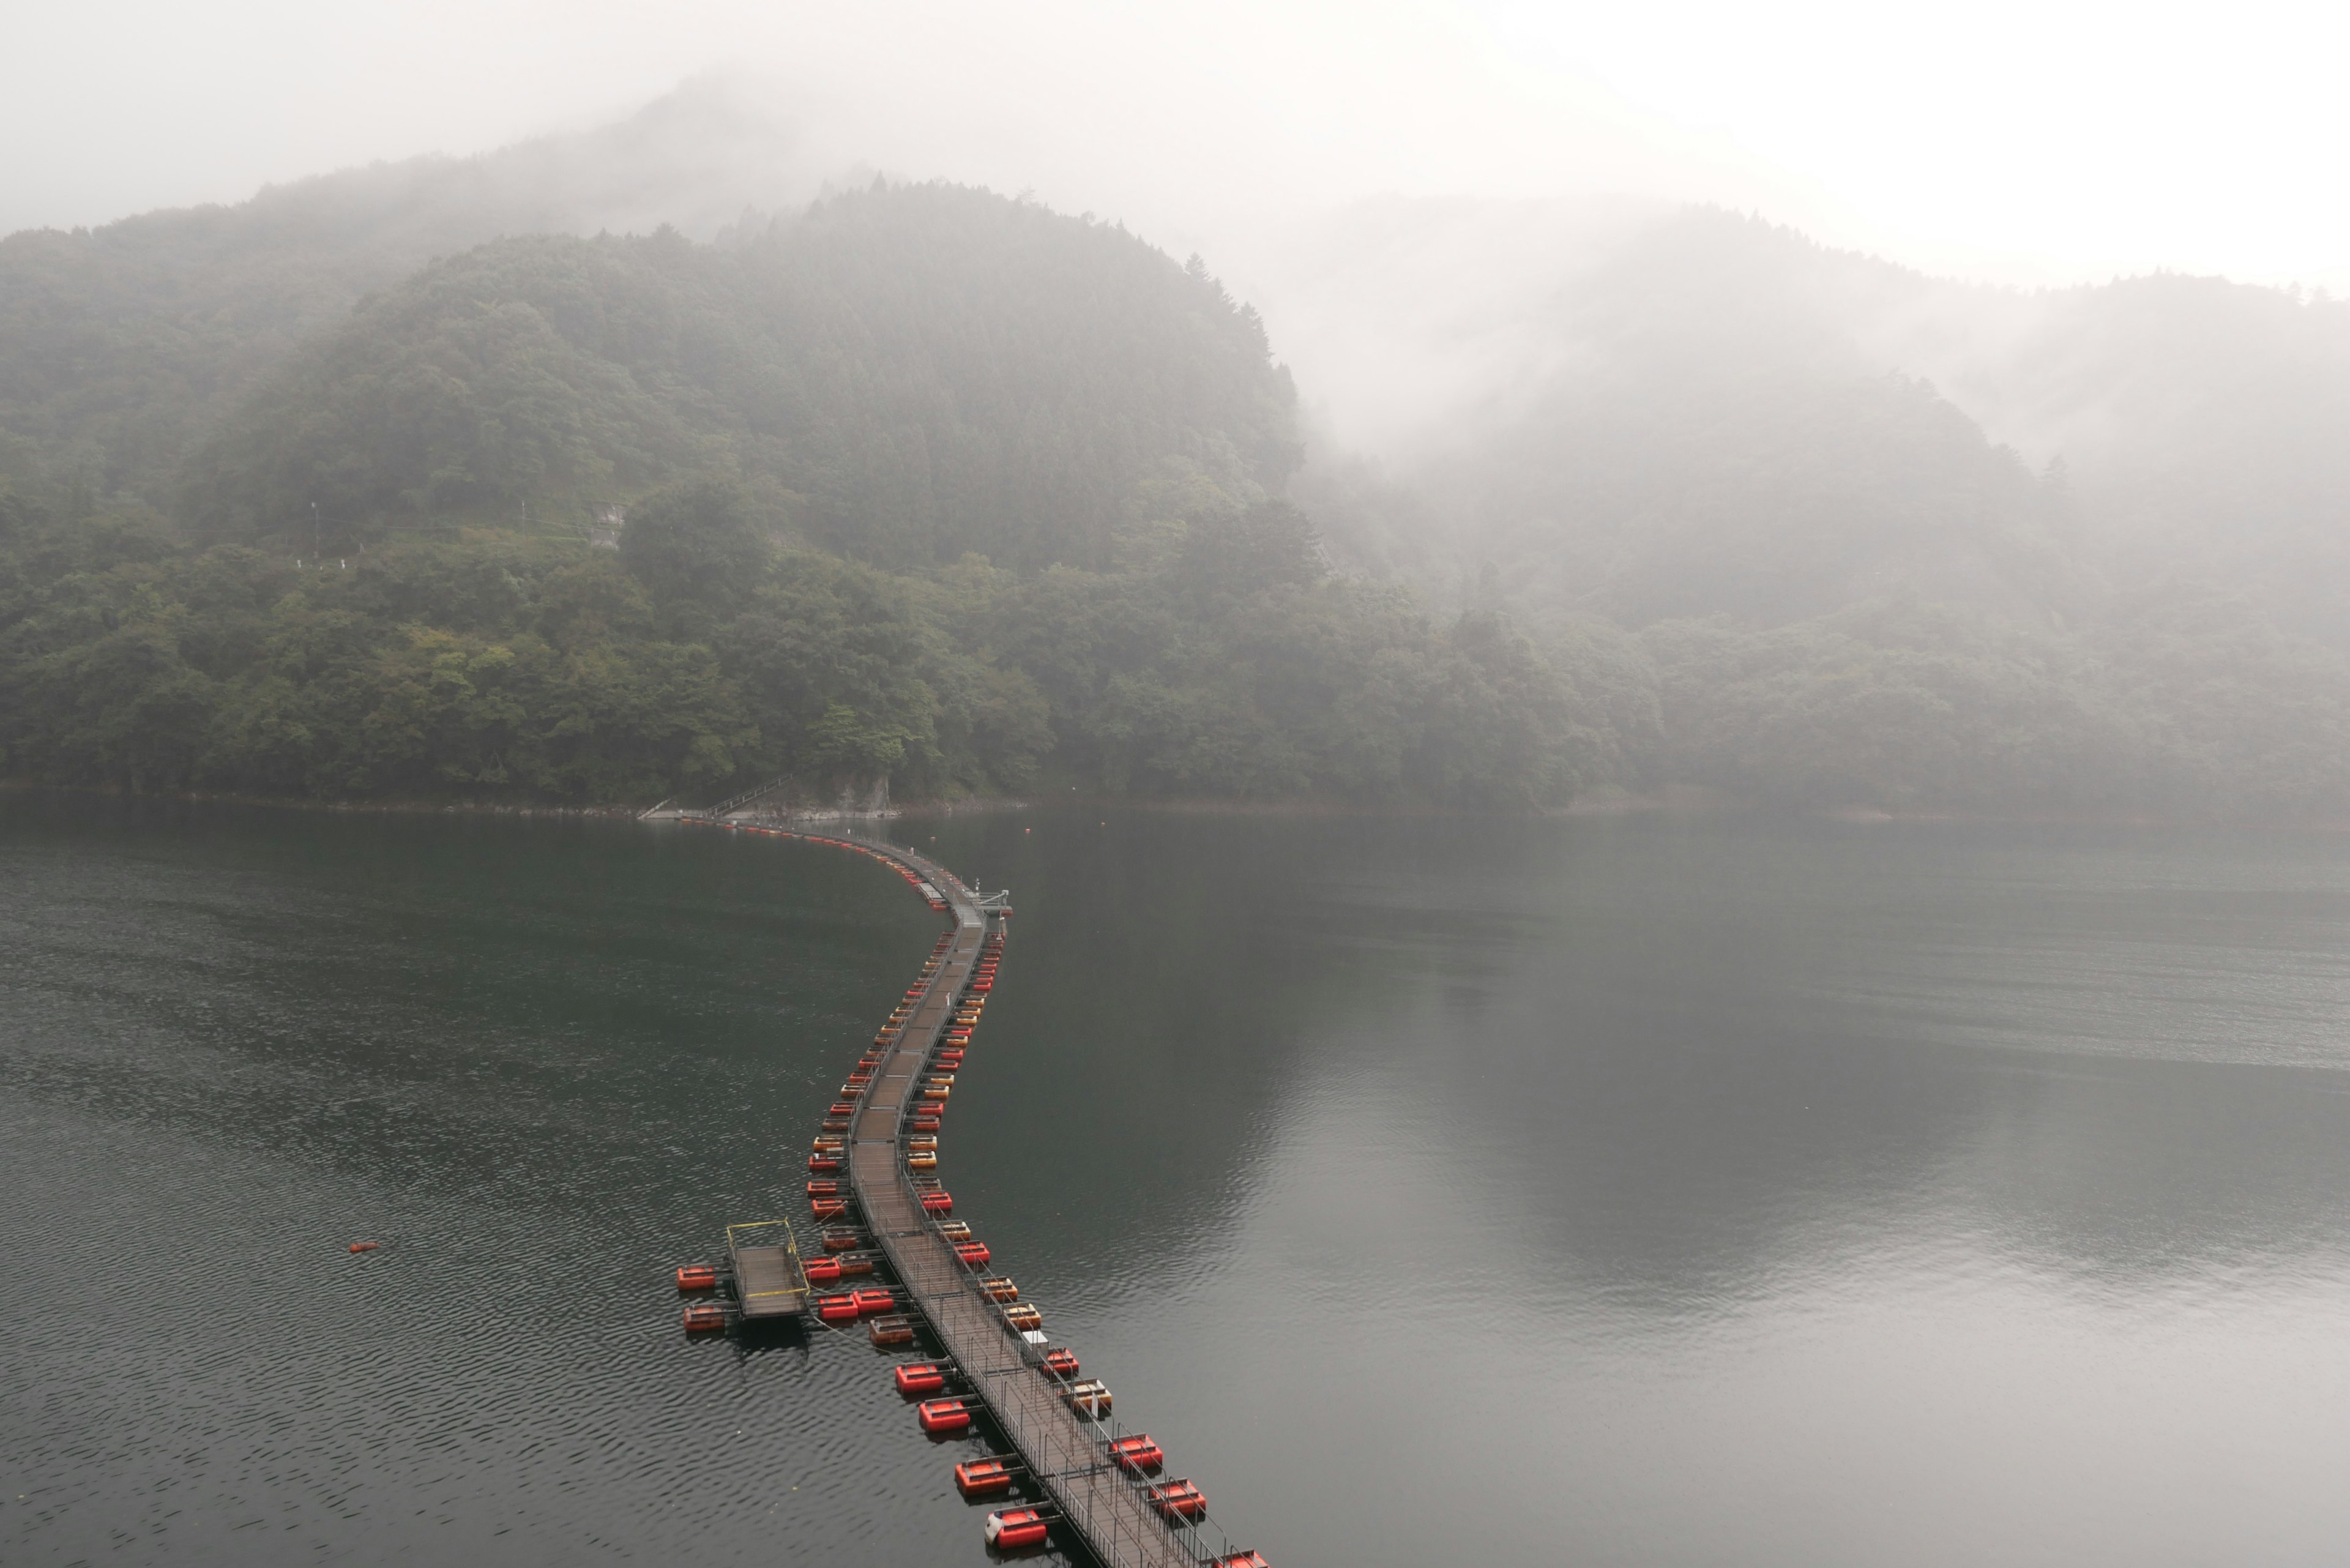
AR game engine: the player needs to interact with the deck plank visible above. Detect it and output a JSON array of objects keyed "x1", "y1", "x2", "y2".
[{"x1": 846, "y1": 842, "x2": 1201, "y2": 1568}]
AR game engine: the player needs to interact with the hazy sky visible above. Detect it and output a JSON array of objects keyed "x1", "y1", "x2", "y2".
[{"x1": 9, "y1": 0, "x2": 2344, "y2": 289}]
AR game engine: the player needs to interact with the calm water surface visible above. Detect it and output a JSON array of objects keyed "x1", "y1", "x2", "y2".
[{"x1": 6, "y1": 799, "x2": 2350, "y2": 1566}]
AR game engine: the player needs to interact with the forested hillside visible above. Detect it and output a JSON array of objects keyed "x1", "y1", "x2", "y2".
[
  {"x1": 0, "y1": 184, "x2": 1589, "y2": 808},
  {"x1": 181, "y1": 190, "x2": 1299, "y2": 570},
  {"x1": 4, "y1": 152, "x2": 2348, "y2": 819},
  {"x1": 0, "y1": 86, "x2": 804, "y2": 510},
  {"x1": 1303, "y1": 207, "x2": 2350, "y2": 819}
]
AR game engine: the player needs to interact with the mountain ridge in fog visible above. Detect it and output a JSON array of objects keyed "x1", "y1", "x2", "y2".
[
  {"x1": 3, "y1": 85, "x2": 2348, "y2": 820},
  {"x1": 8, "y1": 78, "x2": 2346, "y2": 644}
]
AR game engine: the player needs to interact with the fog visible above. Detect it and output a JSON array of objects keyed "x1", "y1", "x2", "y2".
[
  {"x1": 14, "y1": 23, "x2": 2350, "y2": 1568},
  {"x1": 5, "y1": 4, "x2": 2349, "y2": 821},
  {"x1": 16, "y1": 1, "x2": 2350, "y2": 463},
  {"x1": 13, "y1": 0, "x2": 2350, "y2": 289}
]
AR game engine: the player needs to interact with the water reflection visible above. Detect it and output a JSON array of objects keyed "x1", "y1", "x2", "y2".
[
  {"x1": 7, "y1": 799, "x2": 2350, "y2": 1566},
  {"x1": 911, "y1": 809, "x2": 2350, "y2": 1567}
]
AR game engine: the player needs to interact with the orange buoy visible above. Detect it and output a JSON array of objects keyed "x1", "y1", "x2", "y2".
[
  {"x1": 921, "y1": 1192, "x2": 953, "y2": 1215},
  {"x1": 816, "y1": 1292, "x2": 861, "y2": 1324},
  {"x1": 808, "y1": 1153, "x2": 841, "y2": 1173},
  {"x1": 807, "y1": 1179, "x2": 841, "y2": 1198},
  {"x1": 805, "y1": 1258, "x2": 843, "y2": 1283},
  {"x1": 1041, "y1": 1348, "x2": 1080, "y2": 1378},
  {"x1": 1149, "y1": 1479, "x2": 1207, "y2": 1520},
  {"x1": 682, "y1": 1302, "x2": 727, "y2": 1332},
  {"x1": 953, "y1": 1241, "x2": 991, "y2": 1268},
  {"x1": 894, "y1": 1362, "x2": 947, "y2": 1395},
  {"x1": 821, "y1": 1228, "x2": 866, "y2": 1252},
  {"x1": 854, "y1": 1286, "x2": 897, "y2": 1316},
  {"x1": 347, "y1": 1241, "x2": 379, "y2": 1253},
  {"x1": 810, "y1": 1198, "x2": 848, "y2": 1221},
  {"x1": 984, "y1": 1507, "x2": 1050, "y2": 1548},
  {"x1": 1109, "y1": 1435, "x2": 1163, "y2": 1473},
  {"x1": 936, "y1": 1220, "x2": 974, "y2": 1241},
  {"x1": 979, "y1": 1276, "x2": 1019, "y2": 1302},
  {"x1": 1213, "y1": 1554, "x2": 1271, "y2": 1567},
  {"x1": 954, "y1": 1458, "x2": 1015, "y2": 1496},
  {"x1": 674, "y1": 1263, "x2": 718, "y2": 1291},
  {"x1": 917, "y1": 1398, "x2": 972, "y2": 1434},
  {"x1": 1002, "y1": 1304, "x2": 1042, "y2": 1331}
]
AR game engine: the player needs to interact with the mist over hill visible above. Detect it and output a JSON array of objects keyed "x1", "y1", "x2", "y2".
[
  {"x1": 3, "y1": 92, "x2": 2348, "y2": 819},
  {"x1": 1283, "y1": 203, "x2": 2350, "y2": 625},
  {"x1": 180, "y1": 192, "x2": 1297, "y2": 570},
  {"x1": 0, "y1": 88, "x2": 816, "y2": 510}
]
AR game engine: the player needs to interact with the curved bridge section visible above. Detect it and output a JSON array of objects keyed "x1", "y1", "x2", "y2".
[{"x1": 679, "y1": 816, "x2": 1261, "y2": 1568}]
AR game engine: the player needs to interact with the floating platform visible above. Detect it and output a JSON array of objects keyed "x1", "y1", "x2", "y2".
[
  {"x1": 669, "y1": 819, "x2": 1250, "y2": 1566},
  {"x1": 727, "y1": 1220, "x2": 810, "y2": 1319}
]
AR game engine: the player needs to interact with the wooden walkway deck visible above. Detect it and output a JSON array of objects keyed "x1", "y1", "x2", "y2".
[{"x1": 841, "y1": 837, "x2": 1205, "y2": 1568}]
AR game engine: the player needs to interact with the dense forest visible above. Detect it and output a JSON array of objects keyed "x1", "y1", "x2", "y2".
[
  {"x1": 0, "y1": 186, "x2": 1587, "y2": 808},
  {"x1": 3, "y1": 138, "x2": 2348, "y2": 818}
]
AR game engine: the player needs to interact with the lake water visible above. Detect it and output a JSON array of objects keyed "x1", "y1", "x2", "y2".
[{"x1": 7, "y1": 798, "x2": 2350, "y2": 1566}]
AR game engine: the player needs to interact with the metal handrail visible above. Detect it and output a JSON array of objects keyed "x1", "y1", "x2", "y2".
[
  {"x1": 726, "y1": 821, "x2": 1250, "y2": 1566},
  {"x1": 877, "y1": 926, "x2": 1242, "y2": 1568},
  {"x1": 706, "y1": 774, "x2": 791, "y2": 817}
]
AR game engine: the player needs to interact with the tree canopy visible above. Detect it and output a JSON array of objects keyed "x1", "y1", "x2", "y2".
[{"x1": 5, "y1": 180, "x2": 2349, "y2": 821}]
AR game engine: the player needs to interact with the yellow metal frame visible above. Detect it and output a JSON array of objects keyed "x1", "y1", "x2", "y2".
[{"x1": 726, "y1": 1217, "x2": 810, "y2": 1302}]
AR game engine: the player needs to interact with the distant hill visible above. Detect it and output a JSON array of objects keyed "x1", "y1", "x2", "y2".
[
  {"x1": 1284, "y1": 204, "x2": 2350, "y2": 818},
  {"x1": 1300, "y1": 204, "x2": 2350, "y2": 649},
  {"x1": 181, "y1": 184, "x2": 1298, "y2": 571},
  {"x1": 1936, "y1": 271, "x2": 2350, "y2": 648},
  {"x1": 0, "y1": 86, "x2": 809, "y2": 510},
  {"x1": 2, "y1": 181, "x2": 1589, "y2": 813},
  {"x1": 2, "y1": 105, "x2": 2347, "y2": 821}
]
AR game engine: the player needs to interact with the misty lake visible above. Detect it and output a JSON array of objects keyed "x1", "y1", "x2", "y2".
[{"x1": 7, "y1": 797, "x2": 2350, "y2": 1566}]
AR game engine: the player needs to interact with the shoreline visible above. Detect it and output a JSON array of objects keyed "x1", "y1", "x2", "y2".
[{"x1": 7, "y1": 778, "x2": 2347, "y2": 835}]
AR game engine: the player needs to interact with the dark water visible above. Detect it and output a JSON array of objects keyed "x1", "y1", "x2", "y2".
[{"x1": 7, "y1": 799, "x2": 2350, "y2": 1566}]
